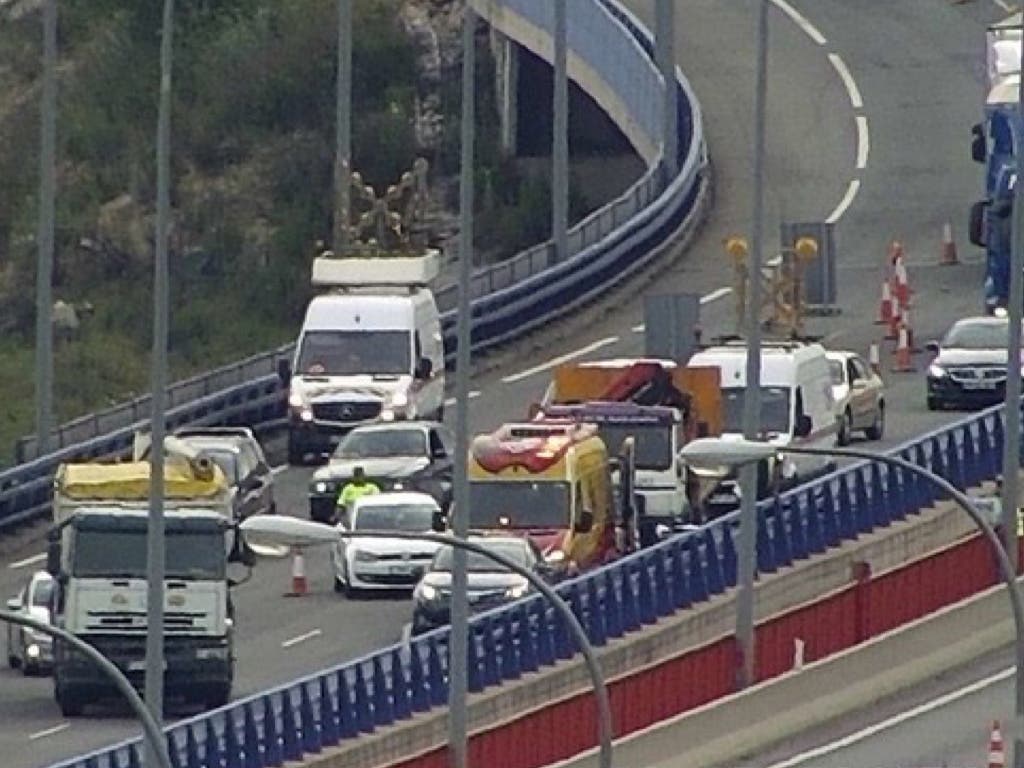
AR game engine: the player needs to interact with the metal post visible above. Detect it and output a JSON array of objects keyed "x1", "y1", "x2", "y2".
[
  {"x1": 332, "y1": 0, "x2": 352, "y2": 253},
  {"x1": 1007, "y1": 31, "x2": 1024, "y2": 764},
  {"x1": 146, "y1": 1, "x2": 174, "y2": 764},
  {"x1": 551, "y1": 0, "x2": 569, "y2": 263},
  {"x1": 655, "y1": 0, "x2": 678, "y2": 179},
  {"x1": 0, "y1": 610, "x2": 172, "y2": 768},
  {"x1": 34, "y1": 0, "x2": 57, "y2": 459},
  {"x1": 450, "y1": 7, "x2": 475, "y2": 768},
  {"x1": 736, "y1": 0, "x2": 769, "y2": 691}
]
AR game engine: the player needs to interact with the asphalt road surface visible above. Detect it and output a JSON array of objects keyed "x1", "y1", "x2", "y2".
[{"x1": 0, "y1": 1, "x2": 1005, "y2": 765}]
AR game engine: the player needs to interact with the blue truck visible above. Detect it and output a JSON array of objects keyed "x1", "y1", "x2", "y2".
[{"x1": 969, "y1": 15, "x2": 1021, "y2": 314}]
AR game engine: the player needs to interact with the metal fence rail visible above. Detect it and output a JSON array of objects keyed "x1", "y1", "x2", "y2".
[{"x1": 46, "y1": 398, "x2": 1013, "y2": 768}]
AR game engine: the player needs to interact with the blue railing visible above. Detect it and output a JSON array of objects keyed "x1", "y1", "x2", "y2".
[{"x1": 48, "y1": 400, "x2": 1010, "y2": 768}]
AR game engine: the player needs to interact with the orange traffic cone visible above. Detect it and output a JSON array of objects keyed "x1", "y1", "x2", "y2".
[
  {"x1": 892, "y1": 253, "x2": 911, "y2": 310},
  {"x1": 903, "y1": 308, "x2": 920, "y2": 353},
  {"x1": 286, "y1": 549, "x2": 308, "y2": 597},
  {"x1": 874, "y1": 280, "x2": 894, "y2": 326},
  {"x1": 940, "y1": 222, "x2": 959, "y2": 266},
  {"x1": 892, "y1": 323, "x2": 914, "y2": 372},
  {"x1": 886, "y1": 298, "x2": 902, "y2": 341},
  {"x1": 990, "y1": 720, "x2": 1006, "y2": 768},
  {"x1": 869, "y1": 342, "x2": 881, "y2": 375}
]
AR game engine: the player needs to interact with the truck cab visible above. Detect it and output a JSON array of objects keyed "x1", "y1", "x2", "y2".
[{"x1": 465, "y1": 422, "x2": 622, "y2": 573}]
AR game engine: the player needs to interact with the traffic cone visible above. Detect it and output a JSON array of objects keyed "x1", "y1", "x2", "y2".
[
  {"x1": 886, "y1": 298, "x2": 902, "y2": 341},
  {"x1": 989, "y1": 720, "x2": 1006, "y2": 768},
  {"x1": 286, "y1": 549, "x2": 308, "y2": 597},
  {"x1": 892, "y1": 322, "x2": 914, "y2": 372},
  {"x1": 903, "y1": 308, "x2": 920, "y2": 353},
  {"x1": 940, "y1": 222, "x2": 959, "y2": 266},
  {"x1": 869, "y1": 342, "x2": 881, "y2": 375},
  {"x1": 874, "y1": 280, "x2": 894, "y2": 326},
  {"x1": 892, "y1": 253, "x2": 911, "y2": 310}
]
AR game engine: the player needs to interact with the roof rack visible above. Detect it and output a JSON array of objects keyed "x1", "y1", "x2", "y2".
[{"x1": 311, "y1": 251, "x2": 439, "y2": 289}]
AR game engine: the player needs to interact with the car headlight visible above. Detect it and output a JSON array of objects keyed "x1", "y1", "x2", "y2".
[
  {"x1": 928, "y1": 364, "x2": 947, "y2": 378},
  {"x1": 995, "y1": 306, "x2": 1009, "y2": 319},
  {"x1": 353, "y1": 549, "x2": 378, "y2": 562},
  {"x1": 390, "y1": 391, "x2": 409, "y2": 408},
  {"x1": 504, "y1": 581, "x2": 529, "y2": 600},
  {"x1": 288, "y1": 391, "x2": 305, "y2": 408},
  {"x1": 418, "y1": 583, "x2": 439, "y2": 601},
  {"x1": 545, "y1": 549, "x2": 566, "y2": 564},
  {"x1": 313, "y1": 481, "x2": 329, "y2": 494}
]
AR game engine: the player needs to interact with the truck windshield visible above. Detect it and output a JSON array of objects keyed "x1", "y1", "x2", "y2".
[
  {"x1": 296, "y1": 330, "x2": 411, "y2": 376},
  {"x1": 72, "y1": 530, "x2": 225, "y2": 580},
  {"x1": 468, "y1": 481, "x2": 571, "y2": 529},
  {"x1": 721, "y1": 386, "x2": 791, "y2": 436},
  {"x1": 596, "y1": 424, "x2": 672, "y2": 471}
]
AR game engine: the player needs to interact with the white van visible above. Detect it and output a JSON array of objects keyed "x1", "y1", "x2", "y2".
[
  {"x1": 279, "y1": 253, "x2": 446, "y2": 464},
  {"x1": 687, "y1": 340, "x2": 838, "y2": 490}
]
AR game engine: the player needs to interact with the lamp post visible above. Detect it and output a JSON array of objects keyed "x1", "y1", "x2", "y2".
[
  {"x1": 0, "y1": 610, "x2": 171, "y2": 768},
  {"x1": 238, "y1": 515, "x2": 614, "y2": 768},
  {"x1": 681, "y1": 436, "x2": 1024, "y2": 768}
]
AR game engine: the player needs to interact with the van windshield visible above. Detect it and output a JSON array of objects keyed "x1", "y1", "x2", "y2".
[
  {"x1": 297, "y1": 330, "x2": 411, "y2": 376},
  {"x1": 468, "y1": 481, "x2": 571, "y2": 529},
  {"x1": 596, "y1": 424, "x2": 673, "y2": 470},
  {"x1": 721, "y1": 386, "x2": 792, "y2": 436}
]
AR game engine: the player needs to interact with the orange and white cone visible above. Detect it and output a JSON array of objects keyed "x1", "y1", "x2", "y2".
[
  {"x1": 869, "y1": 342, "x2": 881, "y2": 375},
  {"x1": 903, "y1": 308, "x2": 919, "y2": 353},
  {"x1": 286, "y1": 549, "x2": 308, "y2": 597},
  {"x1": 886, "y1": 298, "x2": 902, "y2": 341},
  {"x1": 892, "y1": 254, "x2": 911, "y2": 310},
  {"x1": 875, "y1": 280, "x2": 894, "y2": 326},
  {"x1": 990, "y1": 720, "x2": 1006, "y2": 768},
  {"x1": 892, "y1": 323, "x2": 914, "y2": 372},
  {"x1": 940, "y1": 222, "x2": 959, "y2": 266}
]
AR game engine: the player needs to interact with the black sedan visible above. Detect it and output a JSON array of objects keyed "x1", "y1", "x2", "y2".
[
  {"x1": 308, "y1": 421, "x2": 454, "y2": 523},
  {"x1": 926, "y1": 316, "x2": 1022, "y2": 410},
  {"x1": 411, "y1": 535, "x2": 556, "y2": 635}
]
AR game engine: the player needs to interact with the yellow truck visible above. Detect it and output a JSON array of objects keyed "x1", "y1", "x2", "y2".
[{"x1": 466, "y1": 421, "x2": 635, "y2": 573}]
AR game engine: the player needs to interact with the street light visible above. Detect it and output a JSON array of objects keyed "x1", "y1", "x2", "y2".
[
  {"x1": 681, "y1": 436, "x2": 1024, "y2": 768},
  {"x1": 238, "y1": 515, "x2": 614, "y2": 768},
  {"x1": 0, "y1": 610, "x2": 172, "y2": 768}
]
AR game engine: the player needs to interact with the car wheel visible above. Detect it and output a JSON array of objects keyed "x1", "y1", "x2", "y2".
[
  {"x1": 837, "y1": 410, "x2": 852, "y2": 446},
  {"x1": 287, "y1": 433, "x2": 306, "y2": 466},
  {"x1": 865, "y1": 403, "x2": 885, "y2": 441},
  {"x1": 8, "y1": 649, "x2": 20, "y2": 669},
  {"x1": 926, "y1": 396, "x2": 939, "y2": 411},
  {"x1": 55, "y1": 683, "x2": 85, "y2": 717}
]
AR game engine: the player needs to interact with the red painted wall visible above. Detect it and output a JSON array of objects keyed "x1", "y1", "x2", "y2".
[{"x1": 388, "y1": 534, "x2": 1004, "y2": 768}]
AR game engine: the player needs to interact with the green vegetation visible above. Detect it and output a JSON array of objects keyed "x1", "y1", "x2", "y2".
[{"x1": 0, "y1": 1, "x2": 603, "y2": 465}]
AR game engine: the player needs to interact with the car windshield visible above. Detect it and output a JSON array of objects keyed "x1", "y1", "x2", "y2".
[
  {"x1": 721, "y1": 386, "x2": 792, "y2": 435},
  {"x1": 596, "y1": 424, "x2": 672, "y2": 471},
  {"x1": 828, "y1": 360, "x2": 845, "y2": 385},
  {"x1": 467, "y1": 481, "x2": 571, "y2": 529},
  {"x1": 431, "y1": 540, "x2": 528, "y2": 573},
  {"x1": 31, "y1": 579, "x2": 53, "y2": 607},
  {"x1": 942, "y1": 321, "x2": 1021, "y2": 350},
  {"x1": 296, "y1": 330, "x2": 411, "y2": 376},
  {"x1": 201, "y1": 449, "x2": 238, "y2": 483},
  {"x1": 353, "y1": 503, "x2": 437, "y2": 532},
  {"x1": 334, "y1": 429, "x2": 427, "y2": 459},
  {"x1": 72, "y1": 530, "x2": 225, "y2": 580}
]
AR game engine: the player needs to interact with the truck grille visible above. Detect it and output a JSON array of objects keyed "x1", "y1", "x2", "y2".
[
  {"x1": 85, "y1": 610, "x2": 206, "y2": 633},
  {"x1": 312, "y1": 401, "x2": 382, "y2": 422}
]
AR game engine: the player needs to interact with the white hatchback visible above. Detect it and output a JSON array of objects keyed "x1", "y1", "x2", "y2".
[
  {"x1": 331, "y1": 492, "x2": 443, "y2": 597},
  {"x1": 826, "y1": 351, "x2": 885, "y2": 446}
]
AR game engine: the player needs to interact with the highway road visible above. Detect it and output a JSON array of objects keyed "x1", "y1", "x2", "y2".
[{"x1": 0, "y1": 0, "x2": 1006, "y2": 765}]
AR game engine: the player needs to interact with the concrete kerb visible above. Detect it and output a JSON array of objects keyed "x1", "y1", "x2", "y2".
[{"x1": 291, "y1": 477, "x2": 984, "y2": 768}]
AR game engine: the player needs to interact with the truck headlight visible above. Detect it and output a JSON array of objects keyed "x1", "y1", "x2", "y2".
[
  {"x1": 391, "y1": 391, "x2": 409, "y2": 408},
  {"x1": 288, "y1": 391, "x2": 305, "y2": 408},
  {"x1": 299, "y1": 407, "x2": 314, "y2": 422},
  {"x1": 504, "y1": 581, "x2": 529, "y2": 600}
]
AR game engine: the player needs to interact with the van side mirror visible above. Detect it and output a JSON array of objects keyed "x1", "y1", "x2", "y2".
[
  {"x1": 971, "y1": 123, "x2": 986, "y2": 164},
  {"x1": 277, "y1": 359, "x2": 292, "y2": 386},
  {"x1": 431, "y1": 510, "x2": 448, "y2": 533},
  {"x1": 794, "y1": 414, "x2": 812, "y2": 438},
  {"x1": 925, "y1": 340, "x2": 940, "y2": 354},
  {"x1": 46, "y1": 533, "x2": 61, "y2": 577},
  {"x1": 228, "y1": 530, "x2": 257, "y2": 567},
  {"x1": 6, "y1": 597, "x2": 21, "y2": 611},
  {"x1": 415, "y1": 357, "x2": 432, "y2": 380},
  {"x1": 969, "y1": 200, "x2": 988, "y2": 248},
  {"x1": 574, "y1": 509, "x2": 594, "y2": 534}
]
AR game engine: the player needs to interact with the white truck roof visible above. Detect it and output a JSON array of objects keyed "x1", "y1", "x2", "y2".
[{"x1": 689, "y1": 341, "x2": 827, "y2": 388}]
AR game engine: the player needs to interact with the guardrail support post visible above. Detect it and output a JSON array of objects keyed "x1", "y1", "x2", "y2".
[{"x1": 551, "y1": 0, "x2": 569, "y2": 264}]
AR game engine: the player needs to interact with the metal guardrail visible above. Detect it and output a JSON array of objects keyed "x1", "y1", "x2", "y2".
[
  {"x1": 47, "y1": 398, "x2": 1012, "y2": 768},
  {"x1": 2, "y1": 0, "x2": 705, "y2": 533}
]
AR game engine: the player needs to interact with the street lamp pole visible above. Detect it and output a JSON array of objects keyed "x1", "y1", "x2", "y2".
[
  {"x1": 0, "y1": 610, "x2": 172, "y2": 768},
  {"x1": 451, "y1": 6, "x2": 476, "y2": 768},
  {"x1": 682, "y1": 438, "x2": 1024, "y2": 768},
  {"x1": 736, "y1": 0, "x2": 770, "y2": 691},
  {"x1": 332, "y1": 0, "x2": 352, "y2": 252},
  {"x1": 551, "y1": 0, "x2": 568, "y2": 264}
]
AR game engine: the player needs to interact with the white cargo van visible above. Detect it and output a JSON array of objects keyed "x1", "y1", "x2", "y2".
[
  {"x1": 687, "y1": 340, "x2": 838, "y2": 492},
  {"x1": 280, "y1": 253, "x2": 446, "y2": 464}
]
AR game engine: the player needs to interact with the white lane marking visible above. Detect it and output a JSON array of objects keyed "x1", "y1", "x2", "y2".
[
  {"x1": 29, "y1": 723, "x2": 70, "y2": 740},
  {"x1": 855, "y1": 116, "x2": 870, "y2": 170},
  {"x1": 765, "y1": 665, "x2": 1013, "y2": 768},
  {"x1": 826, "y1": 179, "x2": 861, "y2": 224},
  {"x1": 631, "y1": 287, "x2": 731, "y2": 335},
  {"x1": 281, "y1": 628, "x2": 322, "y2": 649},
  {"x1": 770, "y1": 0, "x2": 827, "y2": 45},
  {"x1": 444, "y1": 390, "x2": 480, "y2": 407},
  {"x1": 501, "y1": 336, "x2": 620, "y2": 383},
  {"x1": 828, "y1": 53, "x2": 863, "y2": 109},
  {"x1": 8, "y1": 552, "x2": 45, "y2": 570}
]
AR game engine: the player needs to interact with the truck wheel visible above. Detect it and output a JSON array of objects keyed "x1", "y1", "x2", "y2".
[
  {"x1": 287, "y1": 433, "x2": 306, "y2": 466},
  {"x1": 8, "y1": 651, "x2": 20, "y2": 669},
  {"x1": 56, "y1": 683, "x2": 84, "y2": 717}
]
